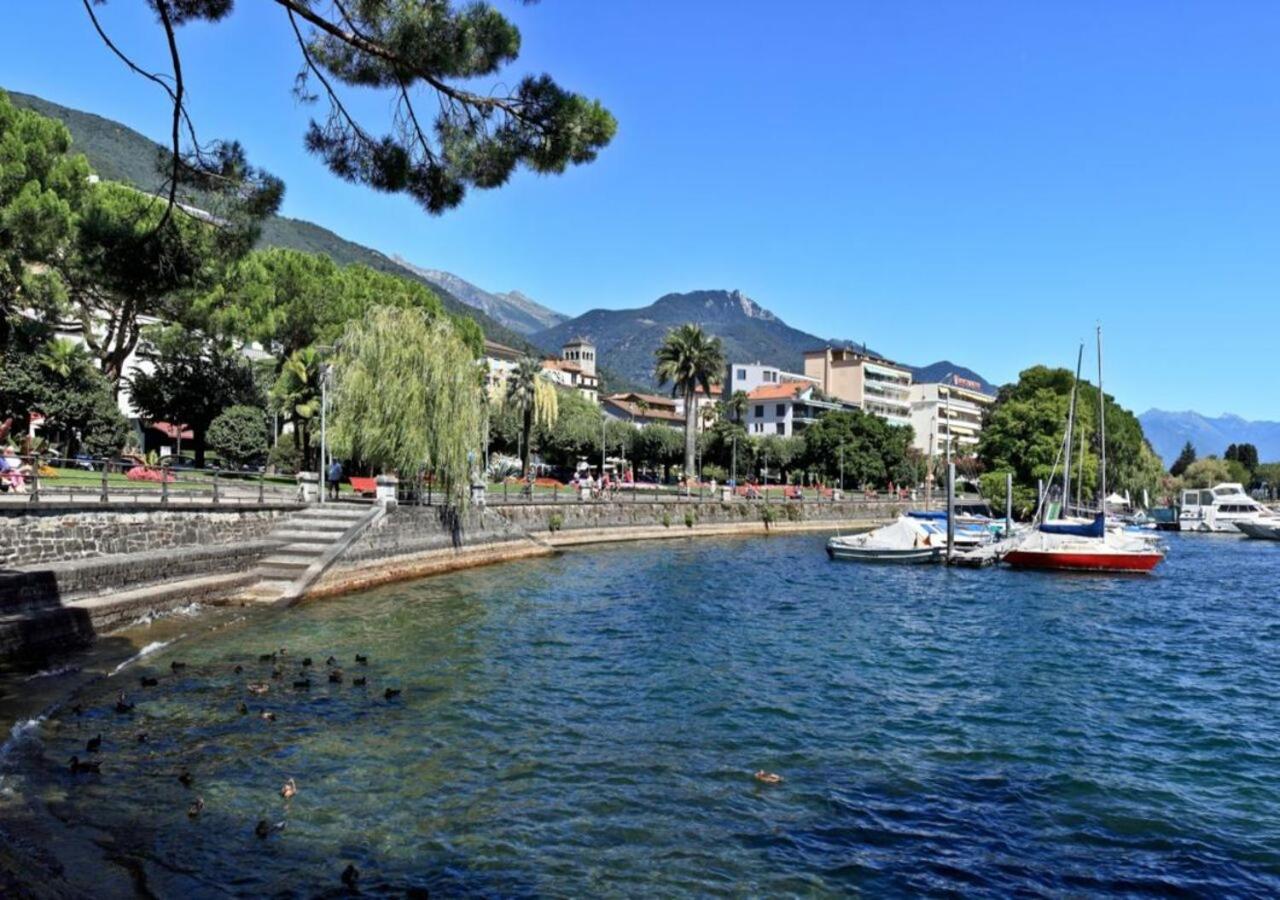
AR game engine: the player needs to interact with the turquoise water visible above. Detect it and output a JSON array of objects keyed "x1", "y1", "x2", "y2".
[{"x1": 3, "y1": 532, "x2": 1280, "y2": 897}]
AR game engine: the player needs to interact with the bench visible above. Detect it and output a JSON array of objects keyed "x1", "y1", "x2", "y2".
[{"x1": 348, "y1": 476, "x2": 377, "y2": 497}]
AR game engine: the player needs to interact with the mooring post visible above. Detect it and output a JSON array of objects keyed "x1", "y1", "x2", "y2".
[
  {"x1": 1005, "y1": 471, "x2": 1013, "y2": 539},
  {"x1": 946, "y1": 463, "x2": 956, "y2": 563}
]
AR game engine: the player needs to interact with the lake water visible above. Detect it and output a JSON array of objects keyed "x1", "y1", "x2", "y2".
[{"x1": 2, "y1": 532, "x2": 1280, "y2": 897}]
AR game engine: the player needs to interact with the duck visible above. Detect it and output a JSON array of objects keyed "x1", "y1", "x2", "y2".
[
  {"x1": 301, "y1": 657, "x2": 313, "y2": 668},
  {"x1": 341, "y1": 864, "x2": 359, "y2": 889},
  {"x1": 234, "y1": 664, "x2": 244, "y2": 675},
  {"x1": 325, "y1": 655, "x2": 338, "y2": 667},
  {"x1": 258, "y1": 653, "x2": 276, "y2": 663},
  {"x1": 86, "y1": 734, "x2": 102, "y2": 753},
  {"x1": 114, "y1": 692, "x2": 134, "y2": 714},
  {"x1": 236, "y1": 701, "x2": 249, "y2": 715},
  {"x1": 278, "y1": 647, "x2": 288, "y2": 657},
  {"x1": 354, "y1": 654, "x2": 368, "y2": 666},
  {"x1": 139, "y1": 676, "x2": 159, "y2": 688},
  {"x1": 187, "y1": 796, "x2": 204, "y2": 818},
  {"x1": 260, "y1": 710, "x2": 277, "y2": 722},
  {"x1": 178, "y1": 769, "x2": 194, "y2": 788},
  {"x1": 246, "y1": 682, "x2": 270, "y2": 695},
  {"x1": 255, "y1": 819, "x2": 270, "y2": 839},
  {"x1": 352, "y1": 676, "x2": 367, "y2": 687},
  {"x1": 293, "y1": 678, "x2": 311, "y2": 690},
  {"x1": 136, "y1": 732, "x2": 149, "y2": 744},
  {"x1": 280, "y1": 777, "x2": 297, "y2": 800},
  {"x1": 69, "y1": 756, "x2": 101, "y2": 774},
  {"x1": 170, "y1": 661, "x2": 187, "y2": 672},
  {"x1": 71, "y1": 704, "x2": 83, "y2": 717},
  {"x1": 328, "y1": 669, "x2": 344, "y2": 684},
  {"x1": 384, "y1": 687, "x2": 401, "y2": 700},
  {"x1": 754, "y1": 770, "x2": 783, "y2": 785}
]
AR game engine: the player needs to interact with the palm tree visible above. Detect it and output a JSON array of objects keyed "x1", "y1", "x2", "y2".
[
  {"x1": 726, "y1": 390, "x2": 749, "y2": 424},
  {"x1": 37, "y1": 338, "x2": 88, "y2": 378},
  {"x1": 506, "y1": 357, "x2": 558, "y2": 477},
  {"x1": 271, "y1": 347, "x2": 322, "y2": 469},
  {"x1": 654, "y1": 324, "x2": 725, "y2": 486}
]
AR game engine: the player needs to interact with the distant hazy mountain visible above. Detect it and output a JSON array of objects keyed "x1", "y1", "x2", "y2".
[
  {"x1": 6, "y1": 89, "x2": 539, "y2": 352},
  {"x1": 391, "y1": 259, "x2": 566, "y2": 336},
  {"x1": 1139, "y1": 410, "x2": 1280, "y2": 466}
]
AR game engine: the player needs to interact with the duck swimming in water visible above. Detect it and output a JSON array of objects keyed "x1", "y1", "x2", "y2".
[
  {"x1": 354, "y1": 654, "x2": 368, "y2": 665},
  {"x1": 260, "y1": 710, "x2": 277, "y2": 722},
  {"x1": 352, "y1": 676, "x2": 367, "y2": 687},
  {"x1": 341, "y1": 864, "x2": 359, "y2": 889},
  {"x1": 140, "y1": 676, "x2": 159, "y2": 688},
  {"x1": 237, "y1": 701, "x2": 249, "y2": 715},
  {"x1": 384, "y1": 687, "x2": 401, "y2": 700},
  {"x1": 301, "y1": 657, "x2": 313, "y2": 668},
  {"x1": 259, "y1": 653, "x2": 276, "y2": 662},
  {"x1": 754, "y1": 770, "x2": 783, "y2": 785},
  {"x1": 86, "y1": 734, "x2": 102, "y2": 753},
  {"x1": 329, "y1": 669, "x2": 344, "y2": 684},
  {"x1": 178, "y1": 769, "x2": 194, "y2": 788},
  {"x1": 69, "y1": 756, "x2": 101, "y2": 774},
  {"x1": 293, "y1": 678, "x2": 311, "y2": 690},
  {"x1": 114, "y1": 692, "x2": 134, "y2": 714},
  {"x1": 170, "y1": 661, "x2": 187, "y2": 672},
  {"x1": 325, "y1": 655, "x2": 338, "y2": 667},
  {"x1": 280, "y1": 777, "x2": 297, "y2": 800},
  {"x1": 234, "y1": 664, "x2": 244, "y2": 675},
  {"x1": 246, "y1": 682, "x2": 270, "y2": 695},
  {"x1": 187, "y1": 797, "x2": 204, "y2": 818}
]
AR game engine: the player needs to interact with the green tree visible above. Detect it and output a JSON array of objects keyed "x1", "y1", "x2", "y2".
[
  {"x1": 1169, "y1": 441, "x2": 1197, "y2": 477},
  {"x1": 1182, "y1": 458, "x2": 1234, "y2": 489},
  {"x1": 1224, "y1": 443, "x2": 1259, "y2": 477},
  {"x1": 654, "y1": 324, "x2": 726, "y2": 485},
  {"x1": 270, "y1": 347, "x2": 323, "y2": 470},
  {"x1": 798, "y1": 409, "x2": 914, "y2": 489},
  {"x1": 80, "y1": 0, "x2": 615, "y2": 216},
  {"x1": 725, "y1": 390, "x2": 749, "y2": 423},
  {"x1": 978, "y1": 365, "x2": 1161, "y2": 508},
  {"x1": 506, "y1": 357, "x2": 559, "y2": 477},
  {"x1": 127, "y1": 326, "x2": 261, "y2": 467},
  {"x1": 329, "y1": 306, "x2": 482, "y2": 498},
  {"x1": 0, "y1": 89, "x2": 91, "y2": 349},
  {"x1": 0, "y1": 324, "x2": 130, "y2": 458},
  {"x1": 633, "y1": 425, "x2": 684, "y2": 482},
  {"x1": 207, "y1": 404, "x2": 268, "y2": 467}
]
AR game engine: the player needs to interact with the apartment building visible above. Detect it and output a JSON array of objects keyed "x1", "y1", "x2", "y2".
[
  {"x1": 744, "y1": 381, "x2": 854, "y2": 436},
  {"x1": 802, "y1": 347, "x2": 913, "y2": 426},
  {"x1": 724, "y1": 362, "x2": 818, "y2": 400},
  {"x1": 908, "y1": 374, "x2": 996, "y2": 456}
]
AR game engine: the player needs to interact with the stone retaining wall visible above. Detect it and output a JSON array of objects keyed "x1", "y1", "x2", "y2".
[
  {"x1": 0, "y1": 503, "x2": 298, "y2": 568},
  {"x1": 492, "y1": 498, "x2": 903, "y2": 534}
]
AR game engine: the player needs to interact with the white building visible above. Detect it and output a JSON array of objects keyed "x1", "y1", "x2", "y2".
[
  {"x1": 908, "y1": 375, "x2": 996, "y2": 457},
  {"x1": 724, "y1": 362, "x2": 817, "y2": 399},
  {"x1": 802, "y1": 347, "x2": 913, "y2": 427},
  {"x1": 744, "y1": 381, "x2": 854, "y2": 437},
  {"x1": 542, "y1": 337, "x2": 599, "y2": 404}
]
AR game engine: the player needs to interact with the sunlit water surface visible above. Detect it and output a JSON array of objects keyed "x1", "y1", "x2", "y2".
[{"x1": 2, "y1": 533, "x2": 1280, "y2": 897}]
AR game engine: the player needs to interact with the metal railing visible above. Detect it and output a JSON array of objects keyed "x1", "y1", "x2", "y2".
[
  {"x1": 480, "y1": 479, "x2": 923, "y2": 508},
  {"x1": 0, "y1": 452, "x2": 300, "y2": 506}
]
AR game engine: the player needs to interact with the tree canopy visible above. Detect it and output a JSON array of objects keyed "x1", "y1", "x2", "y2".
[
  {"x1": 79, "y1": 0, "x2": 615, "y2": 216},
  {"x1": 1170, "y1": 441, "x2": 1197, "y2": 478},
  {"x1": 797, "y1": 409, "x2": 915, "y2": 488},
  {"x1": 329, "y1": 305, "x2": 482, "y2": 497},
  {"x1": 207, "y1": 404, "x2": 269, "y2": 467},
  {"x1": 978, "y1": 365, "x2": 1163, "y2": 512}
]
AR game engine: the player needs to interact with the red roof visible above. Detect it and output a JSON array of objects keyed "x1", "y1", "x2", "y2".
[
  {"x1": 150, "y1": 421, "x2": 194, "y2": 440},
  {"x1": 746, "y1": 381, "x2": 808, "y2": 401}
]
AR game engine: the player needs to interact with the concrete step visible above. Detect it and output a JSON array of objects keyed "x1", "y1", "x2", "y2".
[
  {"x1": 253, "y1": 565, "x2": 307, "y2": 582},
  {"x1": 292, "y1": 506, "x2": 369, "y2": 521},
  {"x1": 259, "y1": 554, "x2": 314, "y2": 569},
  {"x1": 278, "y1": 542, "x2": 331, "y2": 555},
  {"x1": 270, "y1": 527, "x2": 348, "y2": 542}
]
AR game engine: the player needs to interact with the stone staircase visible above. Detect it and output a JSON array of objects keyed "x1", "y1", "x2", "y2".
[{"x1": 241, "y1": 504, "x2": 378, "y2": 604}]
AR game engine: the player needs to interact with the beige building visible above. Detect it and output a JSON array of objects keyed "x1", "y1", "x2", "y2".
[
  {"x1": 908, "y1": 375, "x2": 996, "y2": 457},
  {"x1": 802, "y1": 347, "x2": 913, "y2": 427}
]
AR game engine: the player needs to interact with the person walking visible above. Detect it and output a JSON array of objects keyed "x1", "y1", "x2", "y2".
[{"x1": 326, "y1": 458, "x2": 344, "y2": 501}]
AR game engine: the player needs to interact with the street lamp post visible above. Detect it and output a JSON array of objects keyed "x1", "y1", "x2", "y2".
[{"x1": 318, "y1": 363, "x2": 328, "y2": 505}]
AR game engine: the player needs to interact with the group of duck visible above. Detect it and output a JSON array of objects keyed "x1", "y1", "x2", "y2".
[{"x1": 64, "y1": 646, "x2": 404, "y2": 892}]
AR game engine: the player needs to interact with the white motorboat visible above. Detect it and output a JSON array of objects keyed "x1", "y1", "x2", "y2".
[
  {"x1": 1178, "y1": 484, "x2": 1273, "y2": 533},
  {"x1": 826, "y1": 516, "x2": 945, "y2": 563},
  {"x1": 1236, "y1": 519, "x2": 1280, "y2": 541}
]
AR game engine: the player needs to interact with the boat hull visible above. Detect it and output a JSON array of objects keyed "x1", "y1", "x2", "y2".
[
  {"x1": 826, "y1": 546, "x2": 942, "y2": 564},
  {"x1": 1236, "y1": 521, "x2": 1280, "y2": 541},
  {"x1": 1003, "y1": 549, "x2": 1163, "y2": 572}
]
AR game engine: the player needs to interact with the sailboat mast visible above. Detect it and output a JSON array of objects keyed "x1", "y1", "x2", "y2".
[
  {"x1": 1062, "y1": 343, "x2": 1084, "y2": 517},
  {"x1": 1097, "y1": 325, "x2": 1107, "y2": 513}
]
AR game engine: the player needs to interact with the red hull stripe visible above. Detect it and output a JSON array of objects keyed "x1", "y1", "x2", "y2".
[{"x1": 1003, "y1": 550, "x2": 1163, "y2": 572}]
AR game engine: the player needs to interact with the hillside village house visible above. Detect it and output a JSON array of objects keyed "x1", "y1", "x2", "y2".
[
  {"x1": 602, "y1": 392, "x2": 686, "y2": 427},
  {"x1": 482, "y1": 339, "x2": 522, "y2": 398},
  {"x1": 744, "y1": 381, "x2": 855, "y2": 436},
  {"x1": 908, "y1": 374, "x2": 996, "y2": 457},
  {"x1": 803, "y1": 346, "x2": 913, "y2": 427}
]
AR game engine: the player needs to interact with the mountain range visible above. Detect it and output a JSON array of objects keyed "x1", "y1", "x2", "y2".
[
  {"x1": 11, "y1": 88, "x2": 997, "y2": 397},
  {"x1": 390, "y1": 259, "x2": 566, "y2": 336},
  {"x1": 1139, "y1": 410, "x2": 1280, "y2": 466}
]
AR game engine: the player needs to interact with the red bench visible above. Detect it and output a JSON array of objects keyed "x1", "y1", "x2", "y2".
[{"x1": 348, "y1": 477, "x2": 377, "y2": 497}]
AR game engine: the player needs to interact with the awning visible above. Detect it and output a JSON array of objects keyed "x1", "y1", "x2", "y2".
[{"x1": 150, "y1": 421, "x2": 194, "y2": 441}]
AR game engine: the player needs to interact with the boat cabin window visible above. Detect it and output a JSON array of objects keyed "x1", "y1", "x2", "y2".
[
  {"x1": 1200, "y1": 490, "x2": 1215, "y2": 506},
  {"x1": 1182, "y1": 491, "x2": 1200, "y2": 506}
]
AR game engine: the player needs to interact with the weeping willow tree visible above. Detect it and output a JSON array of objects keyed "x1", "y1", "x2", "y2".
[
  {"x1": 507, "y1": 357, "x2": 559, "y2": 477},
  {"x1": 329, "y1": 306, "x2": 482, "y2": 503}
]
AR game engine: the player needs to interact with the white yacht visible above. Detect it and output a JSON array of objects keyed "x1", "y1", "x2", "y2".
[{"x1": 1178, "y1": 483, "x2": 1273, "y2": 533}]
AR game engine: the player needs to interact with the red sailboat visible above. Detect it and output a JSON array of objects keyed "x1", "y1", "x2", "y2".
[{"x1": 1003, "y1": 328, "x2": 1165, "y2": 574}]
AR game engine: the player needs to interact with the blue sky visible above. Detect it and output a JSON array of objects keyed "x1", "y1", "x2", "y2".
[{"x1": 3, "y1": 2, "x2": 1279, "y2": 418}]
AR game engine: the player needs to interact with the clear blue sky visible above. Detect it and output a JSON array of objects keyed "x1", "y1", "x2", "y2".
[{"x1": 3, "y1": 2, "x2": 1279, "y2": 418}]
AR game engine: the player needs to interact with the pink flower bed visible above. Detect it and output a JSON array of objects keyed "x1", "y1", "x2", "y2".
[{"x1": 125, "y1": 466, "x2": 174, "y2": 483}]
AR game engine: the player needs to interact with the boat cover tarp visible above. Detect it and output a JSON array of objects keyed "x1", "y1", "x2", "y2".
[{"x1": 1039, "y1": 513, "x2": 1105, "y2": 538}]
